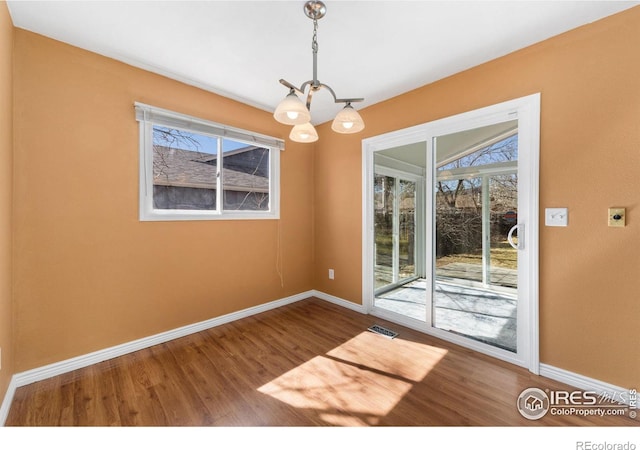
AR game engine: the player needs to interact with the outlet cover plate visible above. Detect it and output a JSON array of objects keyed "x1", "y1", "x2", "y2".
[{"x1": 608, "y1": 208, "x2": 626, "y2": 227}]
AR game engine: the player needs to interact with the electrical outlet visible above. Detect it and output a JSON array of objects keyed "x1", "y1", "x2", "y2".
[{"x1": 328, "y1": 269, "x2": 334, "y2": 280}]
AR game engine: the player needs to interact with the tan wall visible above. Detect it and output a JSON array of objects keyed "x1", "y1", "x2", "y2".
[
  {"x1": 314, "y1": 7, "x2": 640, "y2": 389},
  {"x1": 12, "y1": 29, "x2": 314, "y2": 372},
  {"x1": 0, "y1": 0, "x2": 13, "y2": 400},
  {"x1": 6, "y1": 3, "x2": 639, "y2": 396}
]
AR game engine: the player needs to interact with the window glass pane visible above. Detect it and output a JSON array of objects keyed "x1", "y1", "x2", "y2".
[
  {"x1": 374, "y1": 174, "x2": 394, "y2": 289},
  {"x1": 138, "y1": 104, "x2": 281, "y2": 221},
  {"x1": 152, "y1": 126, "x2": 218, "y2": 210},
  {"x1": 435, "y1": 177, "x2": 483, "y2": 284},
  {"x1": 222, "y1": 139, "x2": 270, "y2": 211},
  {"x1": 438, "y1": 134, "x2": 517, "y2": 172},
  {"x1": 398, "y1": 179, "x2": 416, "y2": 280}
]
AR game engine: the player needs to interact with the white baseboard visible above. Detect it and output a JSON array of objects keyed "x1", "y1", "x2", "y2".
[
  {"x1": 0, "y1": 290, "x2": 358, "y2": 425},
  {"x1": 0, "y1": 376, "x2": 17, "y2": 427},
  {"x1": 1, "y1": 288, "x2": 631, "y2": 425},
  {"x1": 310, "y1": 290, "x2": 367, "y2": 313},
  {"x1": 11, "y1": 290, "x2": 314, "y2": 391},
  {"x1": 0, "y1": 290, "x2": 315, "y2": 426},
  {"x1": 540, "y1": 363, "x2": 633, "y2": 405}
]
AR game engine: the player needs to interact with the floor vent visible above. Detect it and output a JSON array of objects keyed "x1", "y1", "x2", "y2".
[{"x1": 367, "y1": 324, "x2": 398, "y2": 339}]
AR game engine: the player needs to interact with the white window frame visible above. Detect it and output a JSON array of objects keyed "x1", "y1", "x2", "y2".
[
  {"x1": 135, "y1": 102, "x2": 284, "y2": 221},
  {"x1": 372, "y1": 164, "x2": 425, "y2": 294}
]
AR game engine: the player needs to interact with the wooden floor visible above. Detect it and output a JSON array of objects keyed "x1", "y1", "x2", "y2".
[{"x1": 6, "y1": 297, "x2": 638, "y2": 426}]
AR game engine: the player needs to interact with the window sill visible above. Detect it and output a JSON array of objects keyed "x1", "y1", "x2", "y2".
[{"x1": 140, "y1": 209, "x2": 280, "y2": 222}]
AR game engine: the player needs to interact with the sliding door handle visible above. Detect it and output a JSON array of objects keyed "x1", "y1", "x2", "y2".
[{"x1": 507, "y1": 224, "x2": 524, "y2": 250}]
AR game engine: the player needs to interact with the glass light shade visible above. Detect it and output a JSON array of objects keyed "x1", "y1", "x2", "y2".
[
  {"x1": 289, "y1": 122, "x2": 318, "y2": 143},
  {"x1": 331, "y1": 104, "x2": 365, "y2": 134},
  {"x1": 273, "y1": 92, "x2": 311, "y2": 125}
]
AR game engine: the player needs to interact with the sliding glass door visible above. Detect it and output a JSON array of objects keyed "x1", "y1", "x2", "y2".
[
  {"x1": 363, "y1": 94, "x2": 540, "y2": 372},
  {"x1": 432, "y1": 125, "x2": 519, "y2": 352}
]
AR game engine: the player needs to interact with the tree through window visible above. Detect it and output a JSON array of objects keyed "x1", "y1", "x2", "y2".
[{"x1": 135, "y1": 103, "x2": 283, "y2": 221}]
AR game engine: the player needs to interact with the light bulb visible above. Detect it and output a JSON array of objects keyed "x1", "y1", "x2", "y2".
[
  {"x1": 290, "y1": 122, "x2": 318, "y2": 143},
  {"x1": 274, "y1": 91, "x2": 311, "y2": 125},
  {"x1": 331, "y1": 104, "x2": 365, "y2": 134}
]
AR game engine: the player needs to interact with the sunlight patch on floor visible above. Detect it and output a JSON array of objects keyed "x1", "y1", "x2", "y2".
[{"x1": 257, "y1": 331, "x2": 448, "y2": 426}]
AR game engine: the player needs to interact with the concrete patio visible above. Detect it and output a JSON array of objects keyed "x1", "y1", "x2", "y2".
[{"x1": 375, "y1": 276, "x2": 517, "y2": 352}]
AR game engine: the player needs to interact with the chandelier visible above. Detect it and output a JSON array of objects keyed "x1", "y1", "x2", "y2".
[{"x1": 273, "y1": 1, "x2": 365, "y2": 143}]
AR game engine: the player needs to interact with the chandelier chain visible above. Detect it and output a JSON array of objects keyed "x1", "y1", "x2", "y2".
[{"x1": 312, "y1": 19, "x2": 319, "y2": 54}]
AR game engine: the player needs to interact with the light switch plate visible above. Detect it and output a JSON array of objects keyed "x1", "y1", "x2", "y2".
[
  {"x1": 608, "y1": 208, "x2": 626, "y2": 227},
  {"x1": 545, "y1": 208, "x2": 568, "y2": 227}
]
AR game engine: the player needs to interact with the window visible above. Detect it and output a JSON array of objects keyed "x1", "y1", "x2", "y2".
[{"x1": 135, "y1": 103, "x2": 284, "y2": 221}]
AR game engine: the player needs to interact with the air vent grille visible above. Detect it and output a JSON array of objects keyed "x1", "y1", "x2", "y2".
[{"x1": 367, "y1": 324, "x2": 398, "y2": 339}]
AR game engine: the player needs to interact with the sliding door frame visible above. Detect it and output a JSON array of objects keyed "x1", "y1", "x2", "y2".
[
  {"x1": 373, "y1": 165, "x2": 424, "y2": 295},
  {"x1": 362, "y1": 93, "x2": 540, "y2": 373}
]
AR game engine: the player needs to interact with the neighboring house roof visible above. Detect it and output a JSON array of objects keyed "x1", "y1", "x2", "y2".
[{"x1": 153, "y1": 145, "x2": 268, "y2": 192}]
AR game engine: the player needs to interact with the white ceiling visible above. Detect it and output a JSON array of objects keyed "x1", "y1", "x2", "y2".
[
  {"x1": 378, "y1": 120, "x2": 518, "y2": 168},
  {"x1": 7, "y1": 1, "x2": 639, "y2": 125}
]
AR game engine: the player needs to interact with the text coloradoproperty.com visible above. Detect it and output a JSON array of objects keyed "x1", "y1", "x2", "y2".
[{"x1": 551, "y1": 407, "x2": 628, "y2": 417}]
